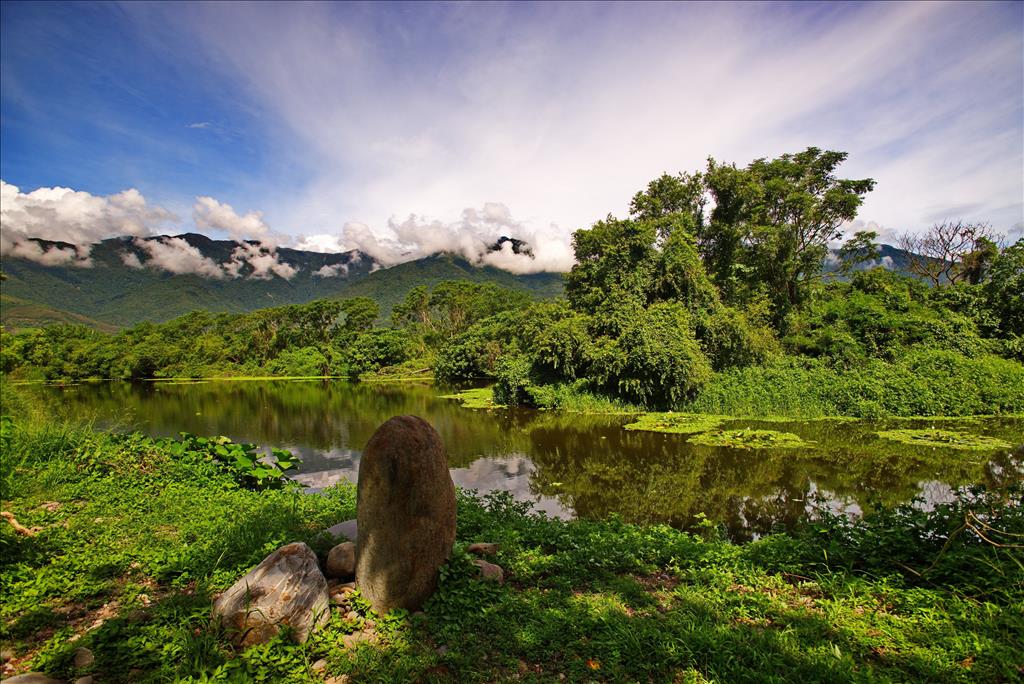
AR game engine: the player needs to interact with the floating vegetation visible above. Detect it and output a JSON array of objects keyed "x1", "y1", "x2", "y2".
[
  {"x1": 624, "y1": 413, "x2": 725, "y2": 434},
  {"x1": 876, "y1": 429, "x2": 1014, "y2": 451},
  {"x1": 688, "y1": 428, "x2": 813, "y2": 450},
  {"x1": 440, "y1": 387, "x2": 503, "y2": 410}
]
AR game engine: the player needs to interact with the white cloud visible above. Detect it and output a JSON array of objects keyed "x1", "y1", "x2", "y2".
[
  {"x1": 294, "y1": 234, "x2": 346, "y2": 253},
  {"x1": 133, "y1": 237, "x2": 226, "y2": 278},
  {"x1": 0, "y1": 179, "x2": 177, "y2": 266},
  {"x1": 0, "y1": 237, "x2": 93, "y2": 267},
  {"x1": 120, "y1": 251, "x2": 143, "y2": 268},
  {"x1": 187, "y1": 121, "x2": 211, "y2": 129},
  {"x1": 313, "y1": 262, "x2": 348, "y2": 278},
  {"x1": 225, "y1": 241, "x2": 298, "y2": 280},
  {"x1": 323, "y1": 202, "x2": 572, "y2": 273},
  {"x1": 192, "y1": 196, "x2": 275, "y2": 244}
]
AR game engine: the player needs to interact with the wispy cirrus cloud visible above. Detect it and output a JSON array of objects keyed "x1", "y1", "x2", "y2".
[
  {"x1": 122, "y1": 1, "x2": 1020, "y2": 246},
  {"x1": 2, "y1": 1, "x2": 1021, "y2": 273}
]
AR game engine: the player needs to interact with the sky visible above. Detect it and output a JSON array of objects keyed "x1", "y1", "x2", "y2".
[{"x1": 1, "y1": 1, "x2": 1022, "y2": 275}]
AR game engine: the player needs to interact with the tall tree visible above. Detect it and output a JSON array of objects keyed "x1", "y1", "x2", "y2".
[{"x1": 704, "y1": 148, "x2": 875, "y2": 321}]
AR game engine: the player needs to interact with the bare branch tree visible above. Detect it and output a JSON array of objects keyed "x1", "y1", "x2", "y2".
[{"x1": 897, "y1": 221, "x2": 1001, "y2": 287}]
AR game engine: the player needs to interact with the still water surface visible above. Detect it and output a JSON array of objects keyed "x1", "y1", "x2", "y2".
[{"x1": 30, "y1": 379, "x2": 1024, "y2": 541}]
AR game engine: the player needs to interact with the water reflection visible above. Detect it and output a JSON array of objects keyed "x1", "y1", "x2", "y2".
[{"x1": 29, "y1": 379, "x2": 1024, "y2": 540}]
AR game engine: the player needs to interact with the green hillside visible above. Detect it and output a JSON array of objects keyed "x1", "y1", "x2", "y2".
[
  {"x1": 0, "y1": 234, "x2": 564, "y2": 327},
  {"x1": 334, "y1": 253, "x2": 564, "y2": 316},
  {"x1": 0, "y1": 294, "x2": 120, "y2": 333}
]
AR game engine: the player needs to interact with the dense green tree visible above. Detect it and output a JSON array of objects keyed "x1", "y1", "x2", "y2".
[
  {"x1": 704, "y1": 148, "x2": 875, "y2": 321},
  {"x1": 985, "y1": 239, "x2": 1024, "y2": 339}
]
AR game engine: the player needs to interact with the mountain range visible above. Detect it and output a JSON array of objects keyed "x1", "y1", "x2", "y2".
[
  {"x1": 0, "y1": 233, "x2": 565, "y2": 330},
  {"x1": 0, "y1": 234, "x2": 919, "y2": 332}
]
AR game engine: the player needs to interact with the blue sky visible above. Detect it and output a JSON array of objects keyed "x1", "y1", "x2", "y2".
[{"x1": 1, "y1": 1, "x2": 1022, "y2": 270}]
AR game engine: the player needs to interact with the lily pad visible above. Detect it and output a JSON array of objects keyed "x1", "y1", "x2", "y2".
[
  {"x1": 876, "y1": 429, "x2": 1013, "y2": 451},
  {"x1": 624, "y1": 413, "x2": 725, "y2": 435},
  {"x1": 688, "y1": 428, "x2": 812, "y2": 450}
]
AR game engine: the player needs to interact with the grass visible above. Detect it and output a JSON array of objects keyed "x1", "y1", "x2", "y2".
[
  {"x1": 2, "y1": 407, "x2": 1022, "y2": 682},
  {"x1": 876, "y1": 429, "x2": 1014, "y2": 451}
]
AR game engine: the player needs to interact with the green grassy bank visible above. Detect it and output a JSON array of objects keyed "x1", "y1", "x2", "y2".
[{"x1": 2, "y1": 407, "x2": 1021, "y2": 683}]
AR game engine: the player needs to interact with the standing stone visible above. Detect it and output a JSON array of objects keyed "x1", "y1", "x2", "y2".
[
  {"x1": 212, "y1": 542, "x2": 329, "y2": 647},
  {"x1": 356, "y1": 416, "x2": 456, "y2": 613}
]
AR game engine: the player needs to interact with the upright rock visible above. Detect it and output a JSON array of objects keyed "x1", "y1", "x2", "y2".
[
  {"x1": 212, "y1": 542, "x2": 329, "y2": 646},
  {"x1": 356, "y1": 416, "x2": 456, "y2": 613}
]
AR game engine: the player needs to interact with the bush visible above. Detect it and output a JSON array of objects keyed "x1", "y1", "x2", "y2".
[
  {"x1": 602, "y1": 302, "x2": 713, "y2": 408},
  {"x1": 492, "y1": 355, "x2": 533, "y2": 407},
  {"x1": 347, "y1": 329, "x2": 411, "y2": 377}
]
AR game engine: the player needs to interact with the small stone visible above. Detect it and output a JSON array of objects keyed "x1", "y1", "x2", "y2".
[
  {"x1": 324, "y1": 676, "x2": 351, "y2": 684},
  {"x1": 324, "y1": 519, "x2": 358, "y2": 543},
  {"x1": 3, "y1": 674, "x2": 64, "y2": 684},
  {"x1": 363, "y1": 619, "x2": 376, "y2": 629},
  {"x1": 0, "y1": 648, "x2": 15, "y2": 662},
  {"x1": 341, "y1": 630, "x2": 376, "y2": 649},
  {"x1": 473, "y1": 559, "x2": 505, "y2": 584},
  {"x1": 311, "y1": 658, "x2": 328, "y2": 673},
  {"x1": 344, "y1": 610, "x2": 360, "y2": 622},
  {"x1": 40, "y1": 501, "x2": 61, "y2": 512},
  {"x1": 212, "y1": 542, "x2": 330, "y2": 647},
  {"x1": 324, "y1": 542, "x2": 356, "y2": 579},
  {"x1": 73, "y1": 647, "x2": 95, "y2": 668},
  {"x1": 467, "y1": 542, "x2": 500, "y2": 556},
  {"x1": 435, "y1": 644, "x2": 449, "y2": 656},
  {"x1": 74, "y1": 677, "x2": 94, "y2": 684}
]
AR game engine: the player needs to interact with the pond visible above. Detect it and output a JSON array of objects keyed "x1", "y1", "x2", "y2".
[{"x1": 26, "y1": 379, "x2": 1024, "y2": 541}]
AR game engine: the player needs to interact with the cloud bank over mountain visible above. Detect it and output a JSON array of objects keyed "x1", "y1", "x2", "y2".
[{"x1": 1, "y1": 180, "x2": 569, "y2": 277}]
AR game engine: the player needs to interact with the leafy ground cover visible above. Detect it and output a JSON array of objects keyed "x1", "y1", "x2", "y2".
[{"x1": 3, "y1": 408, "x2": 1022, "y2": 683}]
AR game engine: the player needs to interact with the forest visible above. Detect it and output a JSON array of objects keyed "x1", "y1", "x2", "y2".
[{"x1": 4, "y1": 148, "x2": 1022, "y2": 419}]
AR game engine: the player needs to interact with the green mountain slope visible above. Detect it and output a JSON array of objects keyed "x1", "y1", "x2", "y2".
[
  {"x1": 334, "y1": 253, "x2": 564, "y2": 316},
  {"x1": 0, "y1": 234, "x2": 564, "y2": 327},
  {"x1": 0, "y1": 294, "x2": 120, "y2": 333}
]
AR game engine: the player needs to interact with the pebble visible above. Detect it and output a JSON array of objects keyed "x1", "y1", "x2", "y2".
[
  {"x1": 467, "y1": 542, "x2": 500, "y2": 556},
  {"x1": 311, "y1": 658, "x2": 328, "y2": 673},
  {"x1": 73, "y1": 647, "x2": 94, "y2": 668}
]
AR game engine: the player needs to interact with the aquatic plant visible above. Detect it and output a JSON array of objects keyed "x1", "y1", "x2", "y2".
[
  {"x1": 623, "y1": 412, "x2": 724, "y2": 434},
  {"x1": 688, "y1": 428, "x2": 813, "y2": 449},
  {"x1": 876, "y1": 428, "x2": 1013, "y2": 451}
]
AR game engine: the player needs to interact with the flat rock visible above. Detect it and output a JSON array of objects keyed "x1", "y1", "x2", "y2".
[
  {"x1": 356, "y1": 416, "x2": 456, "y2": 613},
  {"x1": 325, "y1": 519, "x2": 358, "y2": 543},
  {"x1": 212, "y1": 542, "x2": 329, "y2": 647}
]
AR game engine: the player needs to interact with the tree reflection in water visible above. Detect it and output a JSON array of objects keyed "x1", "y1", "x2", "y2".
[{"x1": 31, "y1": 380, "x2": 1024, "y2": 540}]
